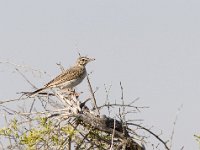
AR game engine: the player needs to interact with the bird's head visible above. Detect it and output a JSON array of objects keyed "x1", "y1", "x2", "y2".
[{"x1": 76, "y1": 56, "x2": 95, "y2": 66}]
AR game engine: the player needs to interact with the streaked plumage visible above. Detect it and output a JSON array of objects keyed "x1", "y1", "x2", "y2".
[{"x1": 29, "y1": 56, "x2": 95, "y2": 96}]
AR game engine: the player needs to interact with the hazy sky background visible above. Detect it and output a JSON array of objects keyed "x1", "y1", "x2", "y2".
[{"x1": 0, "y1": 0, "x2": 200, "y2": 149}]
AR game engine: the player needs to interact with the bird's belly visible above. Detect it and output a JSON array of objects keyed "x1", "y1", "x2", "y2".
[{"x1": 60, "y1": 72, "x2": 86, "y2": 88}]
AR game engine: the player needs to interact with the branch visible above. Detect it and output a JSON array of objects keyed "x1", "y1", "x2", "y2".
[
  {"x1": 128, "y1": 123, "x2": 170, "y2": 150},
  {"x1": 0, "y1": 60, "x2": 49, "y2": 76},
  {"x1": 86, "y1": 74, "x2": 100, "y2": 116}
]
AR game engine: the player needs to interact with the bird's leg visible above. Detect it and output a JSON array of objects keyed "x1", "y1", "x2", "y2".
[
  {"x1": 59, "y1": 87, "x2": 78, "y2": 95},
  {"x1": 67, "y1": 89, "x2": 80, "y2": 98},
  {"x1": 58, "y1": 88, "x2": 71, "y2": 95}
]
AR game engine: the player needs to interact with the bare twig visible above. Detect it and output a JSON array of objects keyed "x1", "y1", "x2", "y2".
[
  {"x1": 128, "y1": 123, "x2": 170, "y2": 150},
  {"x1": 98, "y1": 96, "x2": 148, "y2": 113},
  {"x1": 0, "y1": 60, "x2": 49, "y2": 76},
  {"x1": 104, "y1": 84, "x2": 112, "y2": 116},
  {"x1": 56, "y1": 62, "x2": 65, "y2": 72},
  {"x1": 110, "y1": 118, "x2": 116, "y2": 150},
  {"x1": 0, "y1": 96, "x2": 26, "y2": 104},
  {"x1": 99, "y1": 103, "x2": 147, "y2": 108},
  {"x1": 169, "y1": 104, "x2": 183, "y2": 149},
  {"x1": 86, "y1": 74, "x2": 100, "y2": 115},
  {"x1": 15, "y1": 68, "x2": 37, "y2": 90}
]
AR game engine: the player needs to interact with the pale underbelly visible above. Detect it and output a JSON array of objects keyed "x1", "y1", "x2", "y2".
[{"x1": 59, "y1": 73, "x2": 86, "y2": 89}]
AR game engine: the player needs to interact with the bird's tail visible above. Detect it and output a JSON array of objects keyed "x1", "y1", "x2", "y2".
[{"x1": 28, "y1": 87, "x2": 46, "y2": 97}]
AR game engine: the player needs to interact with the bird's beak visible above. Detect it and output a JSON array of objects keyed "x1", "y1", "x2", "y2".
[{"x1": 89, "y1": 58, "x2": 95, "y2": 62}]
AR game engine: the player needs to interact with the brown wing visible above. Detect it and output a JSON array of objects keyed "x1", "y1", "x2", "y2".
[{"x1": 45, "y1": 66, "x2": 85, "y2": 87}]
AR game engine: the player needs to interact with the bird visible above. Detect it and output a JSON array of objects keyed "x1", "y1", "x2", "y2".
[{"x1": 29, "y1": 56, "x2": 95, "y2": 96}]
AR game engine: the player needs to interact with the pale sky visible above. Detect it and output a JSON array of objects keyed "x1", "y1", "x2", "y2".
[{"x1": 0, "y1": 0, "x2": 200, "y2": 149}]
